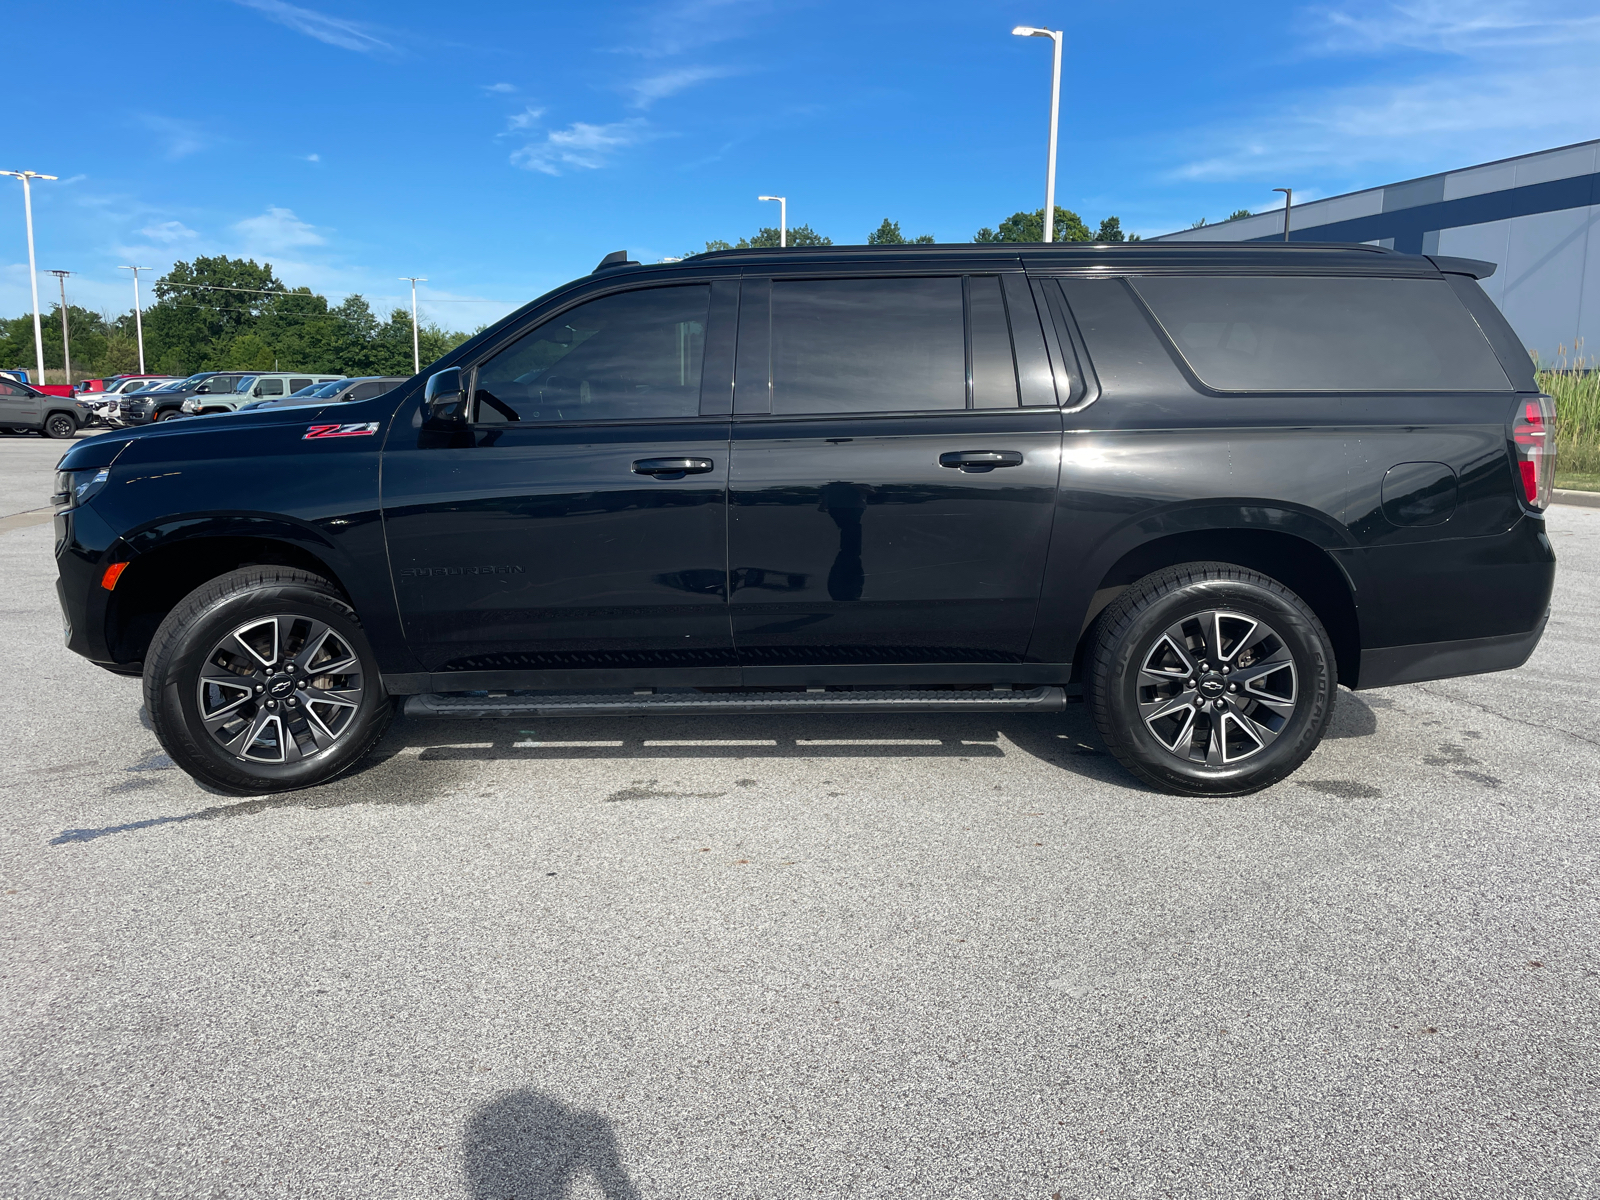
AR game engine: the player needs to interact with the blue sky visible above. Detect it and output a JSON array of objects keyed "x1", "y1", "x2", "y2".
[{"x1": 4, "y1": 0, "x2": 1599, "y2": 331}]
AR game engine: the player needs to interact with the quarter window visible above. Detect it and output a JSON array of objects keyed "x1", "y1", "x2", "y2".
[
  {"x1": 472, "y1": 284, "x2": 709, "y2": 424},
  {"x1": 770, "y1": 277, "x2": 966, "y2": 415},
  {"x1": 1131, "y1": 275, "x2": 1511, "y2": 392}
]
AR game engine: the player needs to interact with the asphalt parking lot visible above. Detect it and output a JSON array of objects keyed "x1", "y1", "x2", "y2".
[{"x1": 2, "y1": 431, "x2": 1596, "y2": 1199}]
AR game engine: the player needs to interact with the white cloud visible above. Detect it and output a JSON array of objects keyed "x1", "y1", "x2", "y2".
[
  {"x1": 137, "y1": 115, "x2": 212, "y2": 160},
  {"x1": 304, "y1": 152, "x2": 321, "y2": 162},
  {"x1": 1171, "y1": 2, "x2": 1600, "y2": 183},
  {"x1": 231, "y1": 0, "x2": 393, "y2": 54},
  {"x1": 510, "y1": 119, "x2": 650, "y2": 175},
  {"x1": 505, "y1": 106, "x2": 546, "y2": 131},
  {"x1": 232, "y1": 207, "x2": 327, "y2": 253},
  {"x1": 627, "y1": 65, "x2": 738, "y2": 108},
  {"x1": 138, "y1": 221, "x2": 198, "y2": 243},
  {"x1": 483, "y1": 82, "x2": 517, "y2": 94},
  {"x1": 1309, "y1": 0, "x2": 1600, "y2": 53}
]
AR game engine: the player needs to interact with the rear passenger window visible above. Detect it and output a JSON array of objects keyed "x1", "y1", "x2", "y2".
[
  {"x1": 290, "y1": 378, "x2": 313, "y2": 391},
  {"x1": 771, "y1": 278, "x2": 966, "y2": 414},
  {"x1": 967, "y1": 276, "x2": 1019, "y2": 408},
  {"x1": 473, "y1": 284, "x2": 709, "y2": 424},
  {"x1": 1132, "y1": 276, "x2": 1510, "y2": 392}
]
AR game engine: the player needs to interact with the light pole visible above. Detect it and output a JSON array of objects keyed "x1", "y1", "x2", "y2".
[
  {"x1": 758, "y1": 196, "x2": 786, "y2": 247},
  {"x1": 1012, "y1": 26, "x2": 1063, "y2": 243},
  {"x1": 1274, "y1": 188, "x2": 1293, "y2": 241},
  {"x1": 400, "y1": 277, "x2": 427, "y2": 374},
  {"x1": 118, "y1": 265, "x2": 153, "y2": 373},
  {"x1": 48, "y1": 270, "x2": 71, "y2": 384},
  {"x1": 1, "y1": 170, "x2": 58, "y2": 383}
]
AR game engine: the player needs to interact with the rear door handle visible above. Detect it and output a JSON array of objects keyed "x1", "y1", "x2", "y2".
[
  {"x1": 939, "y1": 450, "x2": 1024, "y2": 472},
  {"x1": 632, "y1": 457, "x2": 715, "y2": 476}
]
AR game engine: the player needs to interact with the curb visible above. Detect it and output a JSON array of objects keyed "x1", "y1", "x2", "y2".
[{"x1": 1552, "y1": 488, "x2": 1600, "y2": 509}]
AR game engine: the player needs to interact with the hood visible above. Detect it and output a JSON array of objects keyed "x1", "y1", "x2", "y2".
[{"x1": 54, "y1": 403, "x2": 338, "y2": 472}]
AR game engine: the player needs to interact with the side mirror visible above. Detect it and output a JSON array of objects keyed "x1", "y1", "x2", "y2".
[
  {"x1": 251, "y1": 385, "x2": 263, "y2": 398},
  {"x1": 424, "y1": 367, "x2": 468, "y2": 423}
]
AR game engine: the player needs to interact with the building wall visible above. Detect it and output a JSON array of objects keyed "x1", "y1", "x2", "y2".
[{"x1": 1154, "y1": 140, "x2": 1600, "y2": 365}]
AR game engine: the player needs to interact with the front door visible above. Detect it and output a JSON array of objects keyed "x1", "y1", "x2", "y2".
[
  {"x1": 727, "y1": 273, "x2": 1065, "y2": 676},
  {"x1": 381, "y1": 280, "x2": 736, "y2": 680},
  {"x1": 0, "y1": 379, "x2": 38, "y2": 426}
]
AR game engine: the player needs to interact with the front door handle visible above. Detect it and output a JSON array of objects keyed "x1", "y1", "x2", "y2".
[
  {"x1": 939, "y1": 450, "x2": 1024, "y2": 472},
  {"x1": 632, "y1": 457, "x2": 715, "y2": 476}
]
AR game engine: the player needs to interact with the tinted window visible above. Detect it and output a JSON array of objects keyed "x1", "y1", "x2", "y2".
[
  {"x1": 770, "y1": 277, "x2": 965, "y2": 414},
  {"x1": 968, "y1": 276, "x2": 1019, "y2": 408},
  {"x1": 257, "y1": 378, "x2": 285, "y2": 396},
  {"x1": 289, "y1": 377, "x2": 313, "y2": 391},
  {"x1": 473, "y1": 284, "x2": 709, "y2": 424},
  {"x1": 349, "y1": 381, "x2": 388, "y2": 401},
  {"x1": 1132, "y1": 276, "x2": 1511, "y2": 392}
]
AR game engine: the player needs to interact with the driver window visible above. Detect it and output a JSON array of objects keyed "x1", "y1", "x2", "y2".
[{"x1": 472, "y1": 284, "x2": 709, "y2": 424}]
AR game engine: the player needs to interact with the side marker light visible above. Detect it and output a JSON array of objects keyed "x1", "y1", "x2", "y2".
[{"x1": 101, "y1": 562, "x2": 129, "y2": 591}]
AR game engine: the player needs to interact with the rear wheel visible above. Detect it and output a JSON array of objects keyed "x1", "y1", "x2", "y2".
[
  {"x1": 44, "y1": 412, "x2": 77, "y2": 439},
  {"x1": 1086, "y1": 562, "x2": 1335, "y2": 796},
  {"x1": 144, "y1": 567, "x2": 395, "y2": 794}
]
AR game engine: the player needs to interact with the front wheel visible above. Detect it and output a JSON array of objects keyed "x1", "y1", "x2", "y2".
[
  {"x1": 44, "y1": 412, "x2": 77, "y2": 439},
  {"x1": 156, "y1": 409, "x2": 182, "y2": 422},
  {"x1": 144, "y1": 567, "x2": 395, "y2": 794},
  {"x1": 1086, "y1": 562, "x2": 1336, "y2": 796}
]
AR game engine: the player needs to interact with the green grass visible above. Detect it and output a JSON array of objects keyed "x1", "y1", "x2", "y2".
[{"x1": 1535, "y1": 359, "x2": 1600, "y2": 483}]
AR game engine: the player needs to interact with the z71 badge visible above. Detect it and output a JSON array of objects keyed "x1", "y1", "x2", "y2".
[{"x1": 303, "y1": 422, "x2": 379, "y2": 440}]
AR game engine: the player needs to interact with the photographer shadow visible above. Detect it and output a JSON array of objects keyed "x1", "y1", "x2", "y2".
[{"x1": 463, "y1": 1089, "x2": 640, "y2": 1200}]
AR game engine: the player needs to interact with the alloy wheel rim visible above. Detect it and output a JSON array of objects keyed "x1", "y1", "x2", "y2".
[
  {"x1": 195, "y1": 614, "x2": 364, "y2": 764},
  {"x1": 1135, "y1": 609, "x2": 1298, "y2": 767}
]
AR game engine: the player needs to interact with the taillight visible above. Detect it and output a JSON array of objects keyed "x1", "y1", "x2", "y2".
[{"x1": 1510, "y1": 395, "x2": 1557, "y2": 511}]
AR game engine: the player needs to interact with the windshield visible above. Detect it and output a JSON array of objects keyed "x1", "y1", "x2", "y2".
[
  {"x1": 232, "y1": 376, "x2": 258, "y2": 393},
  {"x1": 178, "y1": 373, "x2": 210, "y2": 388},
  {"x1": 311, "y1": 380, "x2": 347, "y2": 397},
  {"x1": 151, "y1": 379, "x2": 187, "y2": 392}
]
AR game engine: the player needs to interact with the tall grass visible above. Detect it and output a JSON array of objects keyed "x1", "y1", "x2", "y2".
[{"x1": 1535, "y1": 341, "x2": 1600, "y2": 486}]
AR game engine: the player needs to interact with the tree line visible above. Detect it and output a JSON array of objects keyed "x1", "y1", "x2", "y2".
[
  {"x1": 688, "y1": 207, "x2": 1140, "y2": 256},
  {"x1": 0, "y1": 255, "x2": 472, "y2": 380}
]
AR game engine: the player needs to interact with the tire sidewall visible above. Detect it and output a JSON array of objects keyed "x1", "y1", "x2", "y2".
[
  {"x1": 45, "y1": 413, "x2": 77, "y2": 439},
  {"x1": 154, "y1": 581, "x2": 387, "y2": 791},
  {"x1": 1099, "y1": 577, "x2": 1333, "y2": 795}
]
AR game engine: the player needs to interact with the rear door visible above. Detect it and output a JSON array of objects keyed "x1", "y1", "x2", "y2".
[
  {"x1": 727, "y1": 271, "x2": 1068, "y2": 677},
  {"x1": 381, "y1": 277, "x2": 738, "y2": 679}
]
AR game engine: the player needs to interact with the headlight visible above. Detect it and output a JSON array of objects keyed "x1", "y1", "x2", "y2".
[
  {"x1": 51, "y1": 468, "x2": 109, "y2": 509},
  {"x1": 181, "y1": 398, "x2": 197, "y2": 412}
]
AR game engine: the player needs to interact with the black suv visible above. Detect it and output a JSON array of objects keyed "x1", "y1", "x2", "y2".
[{"x1": 52, "y1": 243, "x2": 1556, "y2": 796}]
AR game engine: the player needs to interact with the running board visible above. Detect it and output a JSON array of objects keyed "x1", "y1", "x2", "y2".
[{"x1": 404, "y1": 686, "x2": 1067, "y2": 720}]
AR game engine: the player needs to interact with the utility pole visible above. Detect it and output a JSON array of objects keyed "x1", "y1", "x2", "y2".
[
  {"x1": 758, "y1": 196, "x2": 786, "y2": 247},
  {"x1": 399, "y1": 277, "x2": 426, "y2": 374},
  {"x1": 119, "y1": 266, "x2": 153, "y2": 373},
  {"x1": 1012, "y1": 27, "x2": 1063, "y2": 242},
  {"x1": 1, "y1": 170, "x2": 58, "y2": 383},
  {"x1": 1274, "y1": 188, "x2": 1293, "y2": 241},
  {"x1": 48, "y1": 270, "x2": 71, "y2": 383}
]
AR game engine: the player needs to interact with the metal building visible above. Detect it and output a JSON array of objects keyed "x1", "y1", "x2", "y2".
[{"x1": 1154, "y1": 139, "x2": 1600, "y2": 365}]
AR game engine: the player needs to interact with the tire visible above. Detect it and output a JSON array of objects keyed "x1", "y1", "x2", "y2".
[
  {"x1": 44, "y1": 412, "x2": 77, "y2": 439},
  {"x1": 156, "y1": 409, "x2": 182, "y2": 421},
  {"x1": 143, "y1": 567, "x2": 395, "y2": 795},
  {"x1": 1086, "y1": 562, "x2": 1336, "y2": 796}
]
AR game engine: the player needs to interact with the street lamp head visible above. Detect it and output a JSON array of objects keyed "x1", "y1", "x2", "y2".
[
  {"x1": 757, "y1": 195, "x2": 783, "y2": 202},
  {"x1": 1012, "y1": 25, "x2": 1055, "y2": 37},
  {"x1": 0, "y1": 170, "x2": 58, "y2": 181}
]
